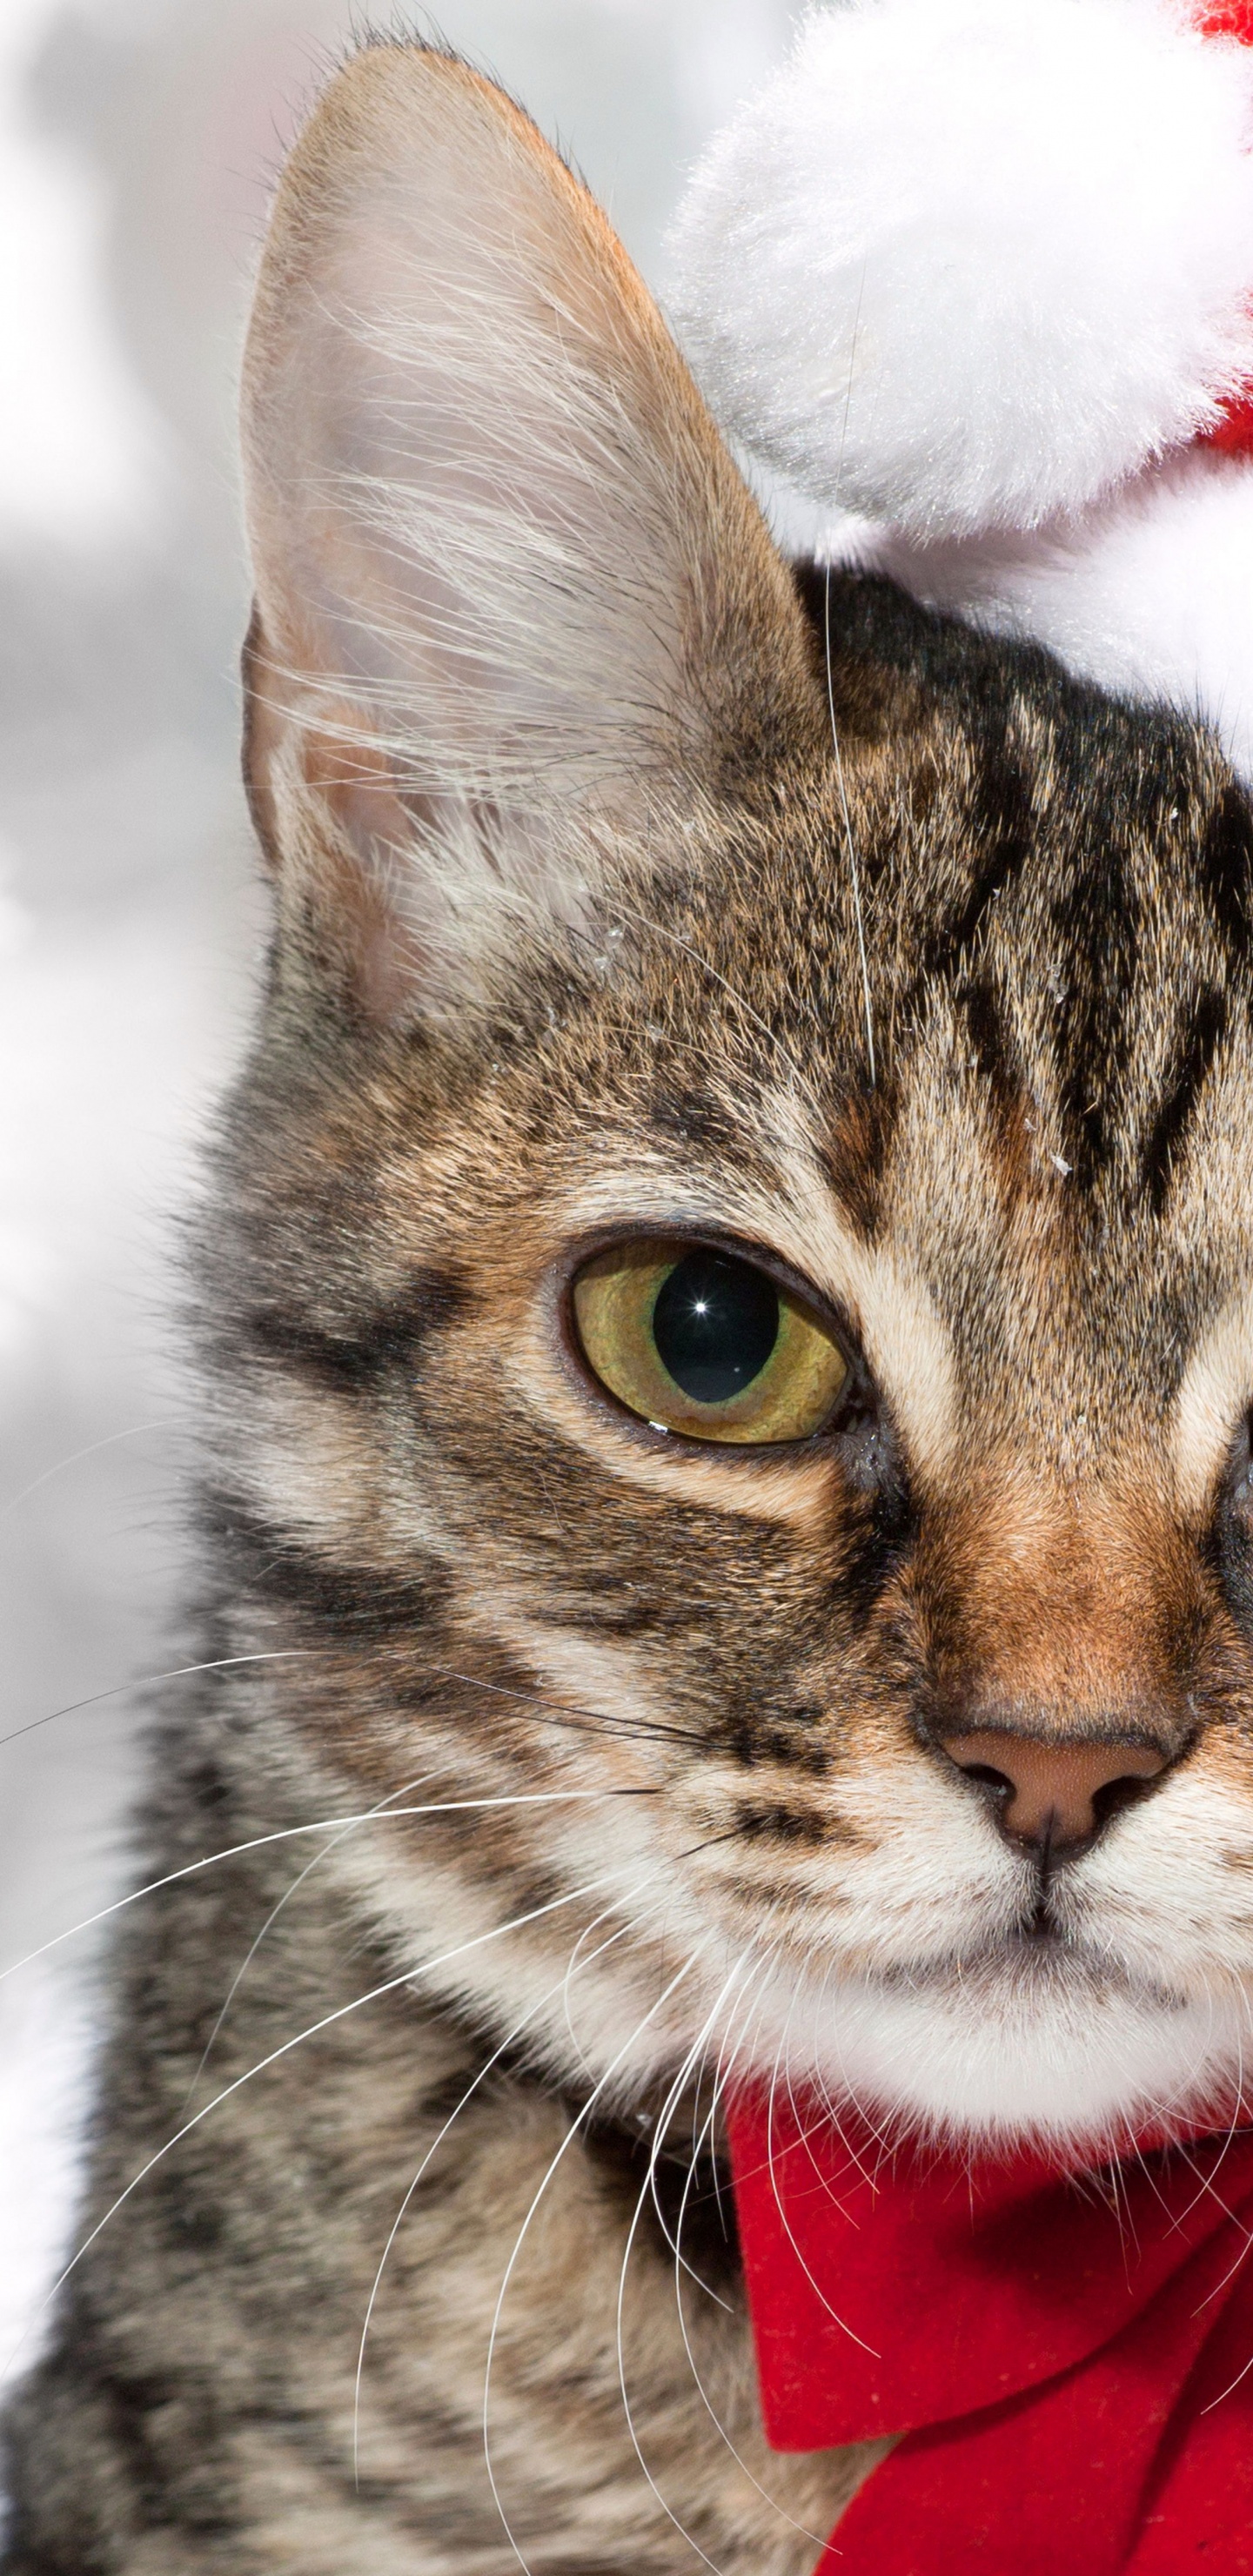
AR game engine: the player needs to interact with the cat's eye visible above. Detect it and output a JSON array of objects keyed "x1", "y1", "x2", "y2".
[{"x1": 571, "y1": 1241, "x2": 849, "y2": 1445}]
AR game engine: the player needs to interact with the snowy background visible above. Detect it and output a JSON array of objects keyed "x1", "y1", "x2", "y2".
[{"x1": 0, "y1": 0, "x2": 805, "y2": 2404}]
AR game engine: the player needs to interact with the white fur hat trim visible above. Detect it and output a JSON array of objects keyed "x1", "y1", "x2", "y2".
[
  {"x1": 851, "y1": 446, "x2": 1253, "y2": 776},
  {"x1": 669, "y1": 0, "x2": 1253, "y2": 543}
]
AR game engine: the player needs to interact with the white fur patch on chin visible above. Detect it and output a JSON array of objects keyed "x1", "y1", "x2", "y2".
[{"x1": 738, "y1": 1949, "x2": 1252, "y2": 2152}]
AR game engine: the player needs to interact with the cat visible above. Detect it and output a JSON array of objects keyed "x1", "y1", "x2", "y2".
[{"x1": 7, "y1": 31, "x2": 1253, "y2": 2573}]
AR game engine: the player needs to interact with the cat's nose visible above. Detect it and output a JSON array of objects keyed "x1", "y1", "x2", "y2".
[{"x1": 941, "y1": 1729, "x2": 1169, "y2": 1855}]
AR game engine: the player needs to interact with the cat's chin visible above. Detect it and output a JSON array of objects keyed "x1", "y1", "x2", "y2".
[{"x1": 742, "y1": 1938, "x2": 1252, "y2": 2154}]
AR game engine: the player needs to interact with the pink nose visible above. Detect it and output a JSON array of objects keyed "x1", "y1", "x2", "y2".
[{"x1": 942, "y1": 1730, "x2": 1168, "y2": 1852}]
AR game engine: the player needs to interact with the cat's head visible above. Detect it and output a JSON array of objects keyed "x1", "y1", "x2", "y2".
[{"x1": 228, "y1": 39, "x2": 1253, "y2": 2153}]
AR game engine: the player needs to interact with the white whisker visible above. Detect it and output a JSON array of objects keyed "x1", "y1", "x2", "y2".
[
  {"x1": 351, "y1": 1881, "x2": 664, "y2": 2486},
  {"x1": 0, "y1": 1419, "x2": 184, "y2": 1521},
  {"x1": 181, "y1": 1763, "x2": 452, "y2": 2110},
  {"x1": 0, "y1": 1650, "x2": 314, "y2": 1757},
  {"x1": 664, "y1": 1975, "x2": 832, "y2": 2554},
  {"x1": 480, "y1": 1942, "x2": 706, "y2": 2575},
  {"x1": 4, "y1": 1864, "x2": 650, "y2": 2387},
  {"x1": 0, "y1": 1787, "x2": 652, "y2": 1988},
  {"x1": 610, "y1": 1952, "x2": 767, "y2": 2576}
]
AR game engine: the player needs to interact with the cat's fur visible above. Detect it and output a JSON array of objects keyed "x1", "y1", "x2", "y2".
[{"x1": 9, "y1": 35, "x2": 1253, "y2": 2573}]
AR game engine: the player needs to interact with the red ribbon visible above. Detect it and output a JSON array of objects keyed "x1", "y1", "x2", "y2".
[{"x1": 727, "y1": 2090, "x2": 1253, "y2": 2572}]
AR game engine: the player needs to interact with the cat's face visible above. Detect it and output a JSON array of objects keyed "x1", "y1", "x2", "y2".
[{"x1": 230, "y1": 42, "x2": 1253, "y2": 2153}]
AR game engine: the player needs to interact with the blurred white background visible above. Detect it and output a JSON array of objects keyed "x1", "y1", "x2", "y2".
[{"x1": 0, "y1": 0, "x2": 805, "y2": 2403}]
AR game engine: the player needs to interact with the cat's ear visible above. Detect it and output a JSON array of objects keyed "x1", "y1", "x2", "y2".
[{"x1": 240, "y1": 41, "x2": 817, "y2": 1022}]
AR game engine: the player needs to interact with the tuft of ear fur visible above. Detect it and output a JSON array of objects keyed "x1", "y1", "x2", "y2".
[{"x1": 241, "y1": 40, "x2": 815, "y2": 1021}]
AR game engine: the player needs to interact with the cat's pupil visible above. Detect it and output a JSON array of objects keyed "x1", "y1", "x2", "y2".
[{"x1": 651, "y1": 1252, "x2": 780, "y2": 1404}]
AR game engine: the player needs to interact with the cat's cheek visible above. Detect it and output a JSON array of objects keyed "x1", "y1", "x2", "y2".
[
  {"x1": 495, "y1": 1297, "x2": 851, "y2": 1534},
  {"x1": 688, "y1": 1761, "x2": 1029, "y2": 1966},
  {"x1": 221, "y1": 1366, "x2": 446, "y2": 1565},
  {"x1": 1054, "y1": 1748, "x2": 1253, "y2": 1984},
  {"x1": 458, "y1": 1610, "x2": 685, "y2": 1796},
  {"x1": 314, "y1": 1804, "x2": 706, "y2": 2085}
]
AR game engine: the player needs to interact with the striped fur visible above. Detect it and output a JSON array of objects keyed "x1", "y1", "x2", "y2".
[{"x1": 9, "y1": 39, "x2": 1253, "y2": 2572}]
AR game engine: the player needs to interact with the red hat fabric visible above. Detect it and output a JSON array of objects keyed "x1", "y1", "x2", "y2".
[
  {"x1": 1201, "y1": 0, "x2": 1253, "y2": 460},
  {"x1": 1202, "y1": 0, "x2": 1253, "y2": 43}
]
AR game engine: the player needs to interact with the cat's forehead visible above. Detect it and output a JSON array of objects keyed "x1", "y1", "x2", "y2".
[
  {"x1": 506, "y1": 626, "x2": 1253, "y2": 1449},
  {"x1": 271, "y1": 587, "x2": 1253, "y2": 1483}
]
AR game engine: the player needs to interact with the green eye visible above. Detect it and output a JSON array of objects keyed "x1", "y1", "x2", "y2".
[{"x1": 571, "y1": 1242, "x2": 849, "y2": 1445}]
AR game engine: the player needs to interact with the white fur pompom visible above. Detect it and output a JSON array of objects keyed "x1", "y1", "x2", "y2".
[{"x1": 669, "y1": 0, "x2": 1253, "y2": 541}]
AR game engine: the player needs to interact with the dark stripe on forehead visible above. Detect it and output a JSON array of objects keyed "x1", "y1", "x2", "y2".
[
  {"x1": 1048, "y1": 838, "x2": 1139, "y2": 1184},
  {"x1": 648, "y1": 1084, "x2": 749, "y2": 1160},
  {"x1": 1142, "y1": 989, "x2": 1229, "y2": 1215},
  {"x1": 1042, "y1": 775, "x2": 1250, "y2": 1191},
  {"x1": 1199, "y1": 785, "x2": 1253, "y2": 969},
  {"x1": 880, "y1": 739, "x2": 1035, "y2": 1170},
  {"x1": 819, "y1": 1082, "x2": 901, "y2": 1238},
  {"x1": 921, "y1": 758, "x2": 1034, "y2": 989},
  {"x1": 962, "y1": 971, "x2": 1020, "y2": 1108}
]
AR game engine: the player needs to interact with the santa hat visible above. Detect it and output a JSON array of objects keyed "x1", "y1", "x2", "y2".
[{"x1": 669, "y1": 0, "x2": 1253, "y2": 779}]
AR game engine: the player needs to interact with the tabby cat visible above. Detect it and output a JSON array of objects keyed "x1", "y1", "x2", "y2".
[{"x1": 8, "y1": 36, "x2": 1253, "y2": 2573}]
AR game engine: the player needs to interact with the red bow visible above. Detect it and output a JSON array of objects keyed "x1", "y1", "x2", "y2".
[{"x1": 728, "y1": 2090, "x2": 1253, "y2": 2573}]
